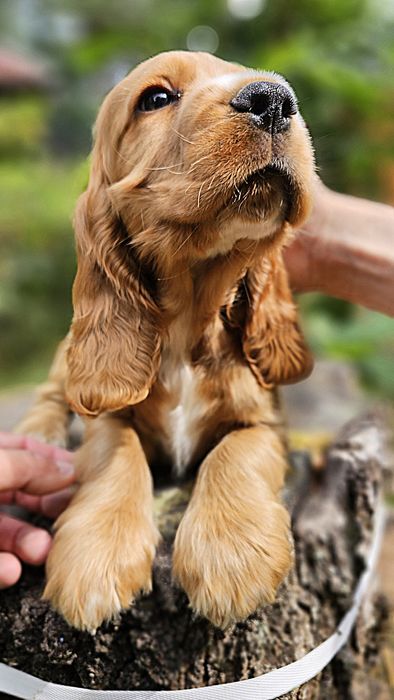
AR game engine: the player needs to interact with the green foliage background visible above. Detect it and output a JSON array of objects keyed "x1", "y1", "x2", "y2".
[{"x1": 0, "y1": 0, "x2": 393, "y2": 395}]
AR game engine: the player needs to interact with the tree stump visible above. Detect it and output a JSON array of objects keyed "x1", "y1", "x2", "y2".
[{"x1": 0, "y1": 413, "x2": 389, "y2": 699}]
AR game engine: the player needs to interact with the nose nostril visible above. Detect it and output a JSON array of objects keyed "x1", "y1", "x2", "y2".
[
  {"x1": 250, "y1": 93, "x2": 270, "y2": 117},
  {"x1": 281, "y1": 96, "x2": 296, "y2": 120}
]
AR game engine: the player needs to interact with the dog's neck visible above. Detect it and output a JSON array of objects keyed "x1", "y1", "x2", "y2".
[
  {"x1": 127, "y1": 212, "x2": 290, "y2": 361},
  {"x1": 159, "y1": 236, "x2": 284, "y2": 362}
]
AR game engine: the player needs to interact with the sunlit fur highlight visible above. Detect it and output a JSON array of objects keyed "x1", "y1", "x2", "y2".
[{"x1": 17, "y1": 50, "x2": 315, "y2": 631}]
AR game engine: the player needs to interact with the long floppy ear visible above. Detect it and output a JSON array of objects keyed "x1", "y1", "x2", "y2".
[
  {"x1": 240, "y1": 252, "x2": 313, "y2": 387},
  {"x1": 65, "y1": 179, "x2": 162, "y2": 417}
]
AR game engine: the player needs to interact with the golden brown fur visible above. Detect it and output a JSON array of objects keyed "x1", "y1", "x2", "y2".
[{"x1": 17, "y1": 50, "x2": 315, "y2": 630}]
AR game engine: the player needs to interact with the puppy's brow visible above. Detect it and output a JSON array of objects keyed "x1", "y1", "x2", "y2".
[
  {"x1": 138, "y1": 75, "x2": 175, "y2": 93},
  {"x1": 204, "y1": 73, "x2": 245, "y2": 90}
]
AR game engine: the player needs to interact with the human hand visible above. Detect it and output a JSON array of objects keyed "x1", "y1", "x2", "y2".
[{"x1": 0, "y1": 432, "x2": 75, "y2": 589}]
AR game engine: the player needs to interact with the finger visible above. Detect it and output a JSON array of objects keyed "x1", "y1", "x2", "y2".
[
  {"x1": 14, "y1": 485, "x2": 76, "y2": 519},
  {"x1": 14, "y1": 492, "x2": 42, "y2": 512},
  {"x1": 0, "y1": 433, "x2": 27, "y2": 450},
  {"x1": 40, "y1": 486, "x2": 76, "y2": 519},
  {"x1": 24, "y1": 437, "x2": 73, "y2": 464},
  {"x1": 15, "y1": 527, "x2": 52, "y2": 565},
  {"x1": 0, "y1": 448, "x2": 75, "y2": 495},
  {"x1": 0, "y1": 491, "x2": 15, "y2": 505},
  {"x1": 0, "y1": 513, "x2": 52, "y2": 565},
  {"x1": 0, "y1": 552, "x2": 22, "y2": 589},
  {"x1": 0, "y1": 433, "x2": 73, "y2": 464}
]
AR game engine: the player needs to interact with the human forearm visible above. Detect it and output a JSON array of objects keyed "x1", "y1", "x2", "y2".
[{"x1": 285, "y1": 181, "x2": 394, "y2": 316}]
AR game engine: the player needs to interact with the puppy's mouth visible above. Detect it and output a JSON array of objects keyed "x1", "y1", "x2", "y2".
[{"x1": 229, "y1": 163, "x2": 297, "y2": 223}]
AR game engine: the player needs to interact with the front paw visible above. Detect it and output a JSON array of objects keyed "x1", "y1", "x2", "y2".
[
  {"x1": 173, "y1": 499, "x2": 292, "y2": 628},
  {"x1": 44, "y1": 509, "x2": 159, "y2": 631}
]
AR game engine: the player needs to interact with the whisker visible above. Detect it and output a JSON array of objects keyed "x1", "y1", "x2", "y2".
[
  {"x1": 242, "y1": 276, "x2": 251, "y2": 306},
  {"x1": 172, "y1": 127, "x2": 195, "y2": 145},
  {"x1": 247, "y1": 240, "x2": 260, "y2": 266},
  {"x1": 157, "y1": 259, "x2": 199, "y2": 281},
  {"x1": 156, "y1": 168, "x2": 185, "y2": 175},
  {"x1": 207, "y1": 173, "x2": 218, "y2": 191},
  {"x1": 147, "y1": 154, "x2": 213, "y2": 179},
  {"x1": 111, "y1": 145, "x2": 135, "y2": 166},
  {"x1": 197, "y1": 181, "x2": 205, "y2": 209},
  {"x1": 146, "y1": 163, "x2": 184, "y2": 171},
  {"x1": 171, "y1": 229, "x2": 196, "y2": 257},
  {"x1": 186, "y1": 154, "x2": 211, "y2": 172}
]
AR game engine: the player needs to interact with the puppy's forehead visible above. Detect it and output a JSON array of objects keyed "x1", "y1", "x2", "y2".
[{"x1": 124, "y1": 50, "x2": 246, "y2": 91}]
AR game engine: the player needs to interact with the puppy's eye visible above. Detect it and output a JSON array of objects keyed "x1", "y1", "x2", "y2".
[{"x1": 138, "y1": 87, "x2": 180, "y2": 112}]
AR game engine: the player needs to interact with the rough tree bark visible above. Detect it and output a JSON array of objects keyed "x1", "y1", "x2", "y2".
[{"x1": 0, "y1": 413, "x2": 389, "y2": 699}]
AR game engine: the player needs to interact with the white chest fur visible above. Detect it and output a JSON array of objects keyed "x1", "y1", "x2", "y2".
[{"x1": 158, "y1": 357, "x2": 207, "y2": 475}]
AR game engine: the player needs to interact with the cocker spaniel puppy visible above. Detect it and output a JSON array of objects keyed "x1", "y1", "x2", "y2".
[{"x1": 17, "y1": 50, "x2": 315, "y2": 631}]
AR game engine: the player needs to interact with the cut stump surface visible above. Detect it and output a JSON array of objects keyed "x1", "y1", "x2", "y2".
[{"x1": 0, "y1": 413, "x2": 389, "y2": 699}]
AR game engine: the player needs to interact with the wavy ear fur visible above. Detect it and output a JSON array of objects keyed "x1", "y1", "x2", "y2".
[
  {"x1": 65, "y1": 179, "x2": 162, "y2": 416},
  {"x1": 240, "y1": 252, "x2": 313, "y2": 387}
]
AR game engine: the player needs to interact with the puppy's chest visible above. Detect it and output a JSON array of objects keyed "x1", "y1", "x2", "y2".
[{"x1": 158, "y1": 356, "x2": 208, "y2": 475}]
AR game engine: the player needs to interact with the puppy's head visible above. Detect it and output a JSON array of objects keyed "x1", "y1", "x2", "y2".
[
  {"x1": 66, "y1": 51, "x2": 315, "y2": 415},
  {"x1": 105, "y1": 51, "x2": 314, "y2": 260}
]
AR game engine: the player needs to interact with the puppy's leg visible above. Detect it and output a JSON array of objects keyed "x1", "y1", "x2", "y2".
[
  {"x1": 44, "y1": 414, "x2": 159, "y2": 631},
  {"x1": 15, "y1": 336, "x2": 71, "y2": 446},
  {"x1": 173, "y1": 425, "x2": 292, "y2": 628}
]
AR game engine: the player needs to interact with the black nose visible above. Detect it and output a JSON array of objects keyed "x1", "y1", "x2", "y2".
[{"x1": 230, "y1": 81, "x2": 297, "y2": 134}]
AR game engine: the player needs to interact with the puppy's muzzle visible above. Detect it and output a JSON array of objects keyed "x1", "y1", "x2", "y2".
[{"x1": 230, "y1": 81, "x2": 297, "y2": 134}]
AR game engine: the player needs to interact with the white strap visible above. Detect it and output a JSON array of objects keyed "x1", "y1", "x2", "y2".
[{"x1": 0, "y1": 504, "x2": 385, "y2": 700}]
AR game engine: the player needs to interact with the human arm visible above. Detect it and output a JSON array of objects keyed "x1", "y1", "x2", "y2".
[{"x1": 284, "y1": 180, "x2": 394, "y2": 316}]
